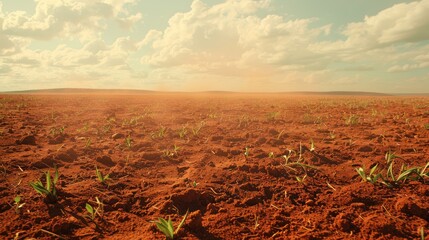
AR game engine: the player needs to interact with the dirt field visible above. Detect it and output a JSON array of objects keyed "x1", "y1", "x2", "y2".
[{"x1": 1, "y1": 92, "x2": 428, "y2": 239}]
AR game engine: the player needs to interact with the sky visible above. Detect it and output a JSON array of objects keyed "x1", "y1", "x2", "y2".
[{"x1": 0, "y1": 0, "x2": 429, "y2": 93}]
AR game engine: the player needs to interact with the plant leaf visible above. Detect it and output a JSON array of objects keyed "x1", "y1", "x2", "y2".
[
  {"x1": 45, "y1": 170, "x2": 51, "y2": 192},
  {"x1": 53, "y1": 165, "x2": 59, "y2": 184},
  {"x1": 86, "y1": 203, "x2": 94, "y2": 214},
  {"x1": 156, "y1": 218, "x2": 174, "y2": 239},
  {"x1": 175, "y1": 210, "x2": 189, "y2": 234},
  {"x1": 30, "y1": 182, "x2": 50, "y2": 196}
]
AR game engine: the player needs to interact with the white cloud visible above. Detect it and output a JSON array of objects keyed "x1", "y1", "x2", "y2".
[
  {"x1": 388, "y1": 62, "x2": 429, "y2": 72},
  {"x1": 343, "y1": 0, "x2": 429, "y2": 48},
  {"x1": 142, "y1": 0, "x2": 330, "y2": 81},
  {"x1": 1, "y1": 0, "x2": 139, "y2": 41}
]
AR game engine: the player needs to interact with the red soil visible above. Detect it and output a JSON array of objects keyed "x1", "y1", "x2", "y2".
[{"x1": 1, "y1": 92, "x2": 429, "y2": 239}]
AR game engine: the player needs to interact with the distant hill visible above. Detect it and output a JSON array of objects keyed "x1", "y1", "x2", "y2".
[
  {"x1": 2, "y1": 88, "x2": 155, "y2": 94},
  {"x1": 280, "y1": 91, "x2": 393, "y2": 96},
  {"x1": 1, "y1": 88, "x2": 428, "y2": 96}
]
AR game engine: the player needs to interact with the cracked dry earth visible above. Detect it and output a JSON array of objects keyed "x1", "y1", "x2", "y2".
[{"x1": 1, "y1": 92, "x2": 429, "y2": 239}]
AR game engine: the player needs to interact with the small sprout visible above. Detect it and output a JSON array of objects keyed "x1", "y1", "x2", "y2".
[
  {"x1": 95, "y1": 166, "x2": 110, "y2": 185},
  {"x1": 191, "y1": 181, "x2": 198, "y2": 188},
  {"x1": 14, "y1": 196, "x2": 25, "y2": 214},
  {"x1": 297, "y1": 142, "x2": 303, "y2": 161},
  {"x1": 162, "y1": 145, "x2": 181, "y2": 158},
  {"x1": 154, "y1": 210, "x2": 189, "y2": 239},
  {"x1": 178, "y1": 126, "x2": 187, "y2": 138},
  {"x1": 85, "y1": 197, "x2": 104, "y2": 221},
  {"x1": 268, "y1": 152, "x2": 275, "y2": 158},
  {"x1": 295, "y1": 174, "x2": 307, "y2": 185},
  {"x1": 267, "y1": 111, "x2": 279, "y2": 121},
  {"x1": 420, "y1": 227, "x2": 425, "y2": 240},
  {"x1": 50, "y1": 126, "x2": 65, "y2": 136},
  {"x1": 85, "y1": 138, "x2": 92, "y2": 148},
  {"x1": 345, "y1": 114, "x2": 359, "y2": 126},
  {"x1": 356, "y1": 165, "x2": 381, "y2": 184},
  {"x1": 173, "y1": 145, "x2": 180, "y2": 155},
  {"x1": 424, "y1": 124, "x2": 429, "y2": 130},
  {"x1": 79, "y1": 122, "x2": 89, "y2": 132},
  {"x1": 254, "y1": 214, "x2": 260, "y2": 230},
  {"x1": 125, "y1": 135, "x2": 132, "y2": 149},
  {"x1": 29, "y1": 166, "x2": 59, "y2": 203},
  {"x1": 244, "y1": 147, "x2": 250, "y2": 158},
  {"x1": 191, "y1": 121, "x2": 205, "y2": 136},
  {"x1": 85, "y1": 203, "x2": 96, "y2": 220},
  {"x1": 282, "y1": 150, "x2": 294, "y2": 164},
  {"x1": 329, "y1": 131, "x2": 336, "y2": 139},
  {"x1": 309, "y1": 139, "x2": 315, "y2": 152},
  {"x1": 385, "y1": 151, "x2": 399, "y2": 164},
  {"x1": 238, "y1": 115, "x2": 250, "y2": 128},
  {"x1": 152, "y1": 126, "x2": 167, "y2": 139}
]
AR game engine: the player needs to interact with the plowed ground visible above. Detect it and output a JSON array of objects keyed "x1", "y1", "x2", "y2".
[{"x1": 1, "y1": 93, "x2": 429, "y2": 239}]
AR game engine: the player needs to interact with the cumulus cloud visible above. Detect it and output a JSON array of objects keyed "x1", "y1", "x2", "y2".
[
  {"x1": 1, "y1": 0, "x2": 139, "y2": 41},
  {"x1": 142, "y1": 0, "x2": 330, "y2": 81},
  {"x1": 37, "y1": 37, "x2": 136, "y2": 68},
  {"x1": 343, "y1": 0, "x2": 429, "y2": 49}
]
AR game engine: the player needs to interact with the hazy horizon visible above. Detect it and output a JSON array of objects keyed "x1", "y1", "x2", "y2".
[{"x1": 1, "y1": 0, "x2": 429, "y2": 93}]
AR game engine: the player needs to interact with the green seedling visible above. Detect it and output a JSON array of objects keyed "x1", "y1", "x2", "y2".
[
  {"x1": 385, "y1": 151, "x2": 428, "y2": 184},
  {"x1": 191, "y1": 121, "x2": 205, "y2": 136},
  {"x1": 50, "y1": 126, "x2": 65, "y2": 136},
  {"x1": 424, "y1": 124, "x2": 429, "y2": 130},
  {"x1": 244, "y1": 147, "x2": 250, "y2": 158},
  {"x1": 417, "y1": 162, "x2": 429, "y2": 178},
  {"x1": 191, "y1": 181, "x2": 198, "y2": 188},
  {"x1": 29, "y1": 166, "x2": 59, "y2": 203},
  {"x1": 268, "y1": 152, "x2": 275, "y2": 158},
  {"x1": 282, "y1": 146, "x2": 317, "y2": 173},
  {"x1": 238, "y1": 115, "x2": 250, "y2": 128},
  {"x1": 385, "y1": 151, "x2": 399, "y2": 164},
  {"x1": 393, "y1": 163, "x2": 429, "y2": 182},
  {"x1": 254, "y1": 214, "x2": 260, "y2": 230},
  {"x1": 14, "y1": 196, "x2": 25, "y2": 214},
  {"x1": 125, "y1": 136, "x2": 132, "y2": 149},
  {"x1": 152, "y1": 126, "x2": 167, "y2": 139},
  {"x1": 79, "y1": 122, "x2": 89, "y2": 132},
  {"x1": 86, "y1": 203, "x2": 96, "y2": 220},
  {"x1": 154, "y1": 210, "x2": 189, "y2": 239},
  {"x1": 173, "y1": 145, "x2": 180, "y2": 155},
  {"x1": 95, "y1": 166, "x2": 110, "y2": 184},
  {"x1": 309, "y1": 139, "x2": 315, "y2": 152},
  {"x1": 295, "y1": 174, "x2": 307, "y2": 185},
  {"x1": 345, "y1": 114, "x2": 359, "y2": 126},
  {"x1": 162, "y1": 145, "x2": 181, "y2": 158},
  {"x1": 207, "y1": 111, "x2": 217, "y2": 119},
  {"x1": 85, "y1": 138, "x2": 92, "y2": 148},
  {"x1": 282, "y1": 150, "x2": 294, "y2": 164},
  {"x1": 356, "y1": 164, "x2": 381, "y2": 184},
  {"x1": 102, "y1": 124, "x2": 112, "y2": 134},
  {"x1": 178, "y1": 126, "x2": 187, "y2": 138},
  {"x1": 329, "y1": 131, "x2": 336, "y2": 139},
  {"x1": 267, "y1": 111, "x2": 279, "y2": 121},
  {"x1": 85, "y1": 197, "x2": 104, "y2": 221}
]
